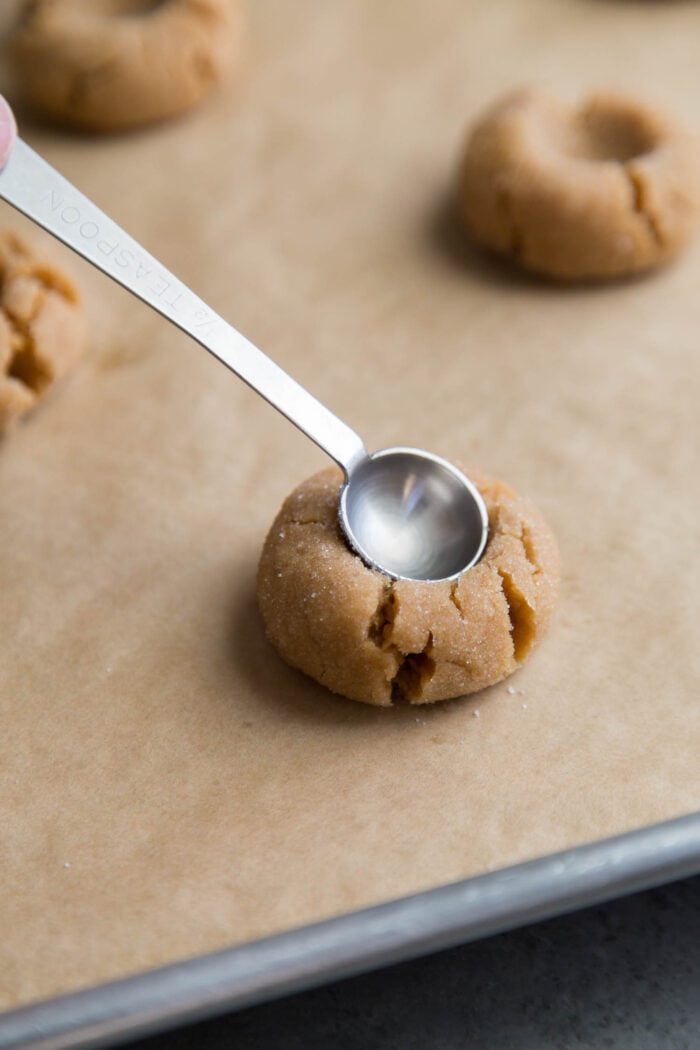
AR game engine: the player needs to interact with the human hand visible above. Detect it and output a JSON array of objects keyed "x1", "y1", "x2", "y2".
[{"x1": 0, "y1": 95, "x2": 17, "y2": 169}]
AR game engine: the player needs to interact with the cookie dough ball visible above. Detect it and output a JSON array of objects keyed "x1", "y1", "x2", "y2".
[
  {"x1": 0, "y1": 230, "x2": 85, "y2": 433},
  {"x1": 458, "y1": 87, "x2": 700, "y2": 281},
  {"x1": 7, "y1": 0, "x2": 243, "y2": 132},
  {"x1": 257, "y1": 465, "x2": 559, "y2": 706}
]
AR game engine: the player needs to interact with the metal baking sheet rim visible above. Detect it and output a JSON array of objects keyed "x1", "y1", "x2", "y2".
[{"x1": 2, "y1": 811, "x2": 700, "y2": 1050}]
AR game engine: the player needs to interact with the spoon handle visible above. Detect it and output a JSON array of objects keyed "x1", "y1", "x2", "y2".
[{"x1": 0, "y1": 139, "x2": 367, "y2": 476}]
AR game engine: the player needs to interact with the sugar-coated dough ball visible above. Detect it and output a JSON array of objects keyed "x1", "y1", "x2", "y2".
[
  {"x1": 458, "y1": 87, "x2": 700, "y2": 281},
  {"x1": 8, "y1": 0, "x2": 243, "y2": 132},
  {"x1": 257, "y1": 465, "x2": 560, "y2": 706},
  {"x1": 0, "y1": 230, "x2": 85, "y2": 433}
]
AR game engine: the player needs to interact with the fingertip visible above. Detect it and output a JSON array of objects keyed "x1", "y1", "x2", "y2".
[{"x1": 0, "y1": 94, "x2": 18, "y2": 169}]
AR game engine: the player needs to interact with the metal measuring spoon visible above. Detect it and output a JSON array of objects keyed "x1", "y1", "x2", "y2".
[{"x1": 0, "y1": 139, "x2": 488, "y2": 581}]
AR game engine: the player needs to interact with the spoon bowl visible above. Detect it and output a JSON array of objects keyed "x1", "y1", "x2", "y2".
[{"x1": 340, "y1": 448, "x2": 488, "y2": 581}]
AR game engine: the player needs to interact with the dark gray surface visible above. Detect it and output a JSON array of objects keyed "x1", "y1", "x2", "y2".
[{"x1": 127, "y1": 876, "x2": 700, "y2": 1050}]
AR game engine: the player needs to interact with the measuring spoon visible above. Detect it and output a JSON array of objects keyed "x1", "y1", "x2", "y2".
[{"x1": 0, "y1": 139, "x2": 488, "y2": 581}]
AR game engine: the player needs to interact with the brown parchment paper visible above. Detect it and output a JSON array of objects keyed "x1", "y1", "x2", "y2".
[{"x1": 2, "y1": 0, "x2": 700, "y2": 1012}]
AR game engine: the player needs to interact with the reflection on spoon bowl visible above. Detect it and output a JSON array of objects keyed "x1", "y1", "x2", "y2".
[{"x1": 340, "y1": 448, "x2": 489, "y2": 582}]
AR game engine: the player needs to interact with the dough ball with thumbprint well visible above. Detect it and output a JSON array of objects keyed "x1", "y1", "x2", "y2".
[
  {"x1": 0, "y1": 230, "x2": 85, "y2": 434},
  {"x1": 458, "y1": 87, "x2": 700, "y2": 281},
  {"x1": 257, "y1": 465, "x2": 560, "y2": 706},
  {"x1": 7, "y1": 0, "x2": 244, "y2": 132}
]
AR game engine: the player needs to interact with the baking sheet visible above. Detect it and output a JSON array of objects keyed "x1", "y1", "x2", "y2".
[
  {"x1": 2, "y1": 0, "x2": 700, "y2": 1021},
  {"x1": 2, "y1": 814, "x2": 699, "y2": 1050}
]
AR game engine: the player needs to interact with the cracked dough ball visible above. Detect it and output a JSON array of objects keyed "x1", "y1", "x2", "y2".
[
  {"x1": 458, "y1": 87, "x2": 700, "y2": 281},
  {"x1": 7, "y1": 0, "x2": 242, "y2": 132},
  {"x1": 0, "y1": 230, "x2": 85, "y2": 433},
  {"x1": 257, "y1": 465, "x2": 559, "y2": 707}
]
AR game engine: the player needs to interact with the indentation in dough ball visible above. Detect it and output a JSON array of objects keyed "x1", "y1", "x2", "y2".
[
  {"x1": 257, "y1": 465, "x2": 560, "y2": 707},
  {"x1": 0, "y1": 230, "x2": 85, "y2": 433},
  {"x1": 458, "y1": 87, "x2": 700, "y2": 281}
]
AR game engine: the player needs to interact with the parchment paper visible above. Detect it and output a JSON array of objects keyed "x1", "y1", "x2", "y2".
[{"x1": 2, "y1": 0, "x2": 700, "y2": 1010}]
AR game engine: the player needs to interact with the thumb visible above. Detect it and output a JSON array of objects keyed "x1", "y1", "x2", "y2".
[{"x1": 0, "y1": 95, "x2": 17, "y2": 170}]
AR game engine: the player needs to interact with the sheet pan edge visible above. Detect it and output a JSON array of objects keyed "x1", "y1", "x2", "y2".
[{"x1": 2, "y1": 810, "x2": 699, "y2": 1050}]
